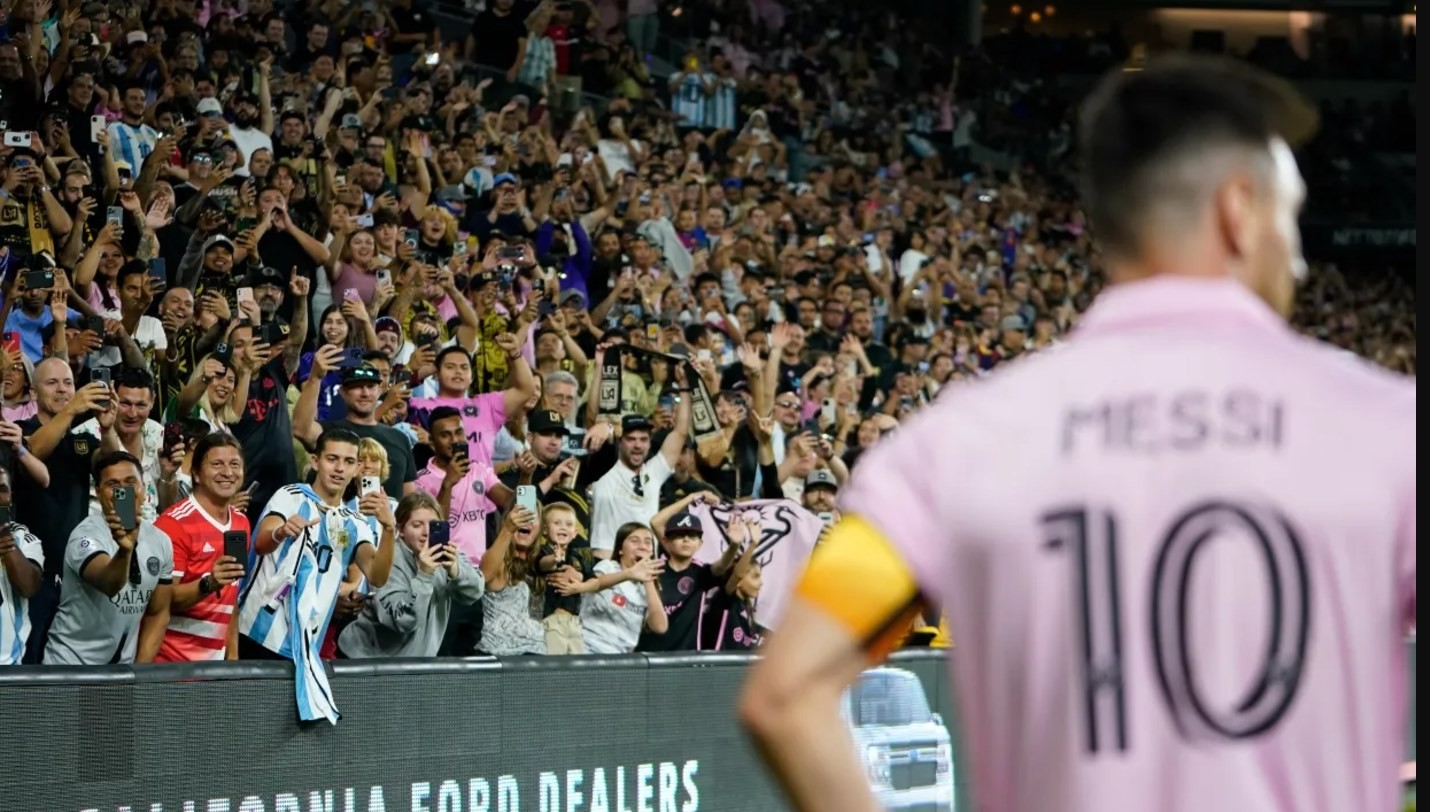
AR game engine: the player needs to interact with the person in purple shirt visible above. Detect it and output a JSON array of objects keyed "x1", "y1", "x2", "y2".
[{"x1": 532, "y1": 193, "x2": 593, "y2": 302}]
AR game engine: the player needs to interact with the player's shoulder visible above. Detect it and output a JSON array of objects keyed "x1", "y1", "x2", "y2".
[{"x1": 1289, "y1": 332, "x2": 1415, "y2": 408}]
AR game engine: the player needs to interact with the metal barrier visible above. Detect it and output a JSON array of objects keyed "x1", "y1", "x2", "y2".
[{"x1": 0, "y1": 652, "x2": 956, "y2": 812}]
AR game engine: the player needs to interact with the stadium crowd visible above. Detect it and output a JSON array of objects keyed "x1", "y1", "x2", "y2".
[{"x1": 0, "y1": 0, "x2": 1413, "y2": 683}]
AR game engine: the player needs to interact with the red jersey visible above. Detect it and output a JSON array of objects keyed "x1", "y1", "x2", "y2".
[{"x1": 153, "y1": 496, "x2": 251, "y2": 662}]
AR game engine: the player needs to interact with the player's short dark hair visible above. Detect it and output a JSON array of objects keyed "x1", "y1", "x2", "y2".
[
  {"x1": 314, "y1": 428, "x2": 361, "y2": 456},
  {"x1": 1078, "y1": 53, "x2": 1317, "y2": 260},
  {"x1": 434, "y1": 345, "x2": 470, "y2": 370},
  {"x1": 429, "y1": 405, "x2": 461, "y2": 429},
  {"x1": 192, "y1": 432, "x2": 243, "y2": 471},
  {"x1": 116, "y1": 365, "x2": 155, "y2": 394},
  {"x1": 92, "y1": 450, "x2": 143, "y2": 487}
]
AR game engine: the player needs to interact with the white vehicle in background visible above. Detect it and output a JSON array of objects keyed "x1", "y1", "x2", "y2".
[{"x1": 841, "y1": 666, "x2": 957, "y2": 812}]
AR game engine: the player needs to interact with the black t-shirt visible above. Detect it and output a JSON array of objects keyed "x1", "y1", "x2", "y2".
[
  {"x1": 536, "y1": 542, "x2": 596, "y2": 618},
  {"x1": 257, "y1": 231, "x2": 317, "y2": 322},
  {"x1": 0, "y1": 77, "x2": 38, "y2": 132},
  {"x1": 637, "y1": 559, "x2": 718, "y2": 652},
  {"x1": 17, "y1": 416, "x2": 100, "y2": 576},
  {"x1": 232, "y1": 358, "x2": 296, "y2": 521},
  {"x1": 695, "y1": 425, "x2": 758, "y2": 499},
  {"x1": 320, "y1": 419, "x2": 417, "y2": 499},
  {"x1": 700, "y1": 588, "x2": 762, "y2": 652},
  {"x1": 659, "y1": 475, "x2": 719, "y2": 510},
  {"x1": 469, "y1": 6, "x2": 530, "y2": 70},
  {"x1": 388, "y1": 3, "x2": 435, "y2": 47}
]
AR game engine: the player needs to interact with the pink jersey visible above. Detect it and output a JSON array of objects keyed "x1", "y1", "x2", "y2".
[
  {"x1": 840, "y1": 277, "x2": 1415, "y2": 812},
  {"x1": 408, "y1": 391, "x2": 507, "y2": 470}
]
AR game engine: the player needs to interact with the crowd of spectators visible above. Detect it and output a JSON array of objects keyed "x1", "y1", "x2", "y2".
[{"x1": 0, "y1": 0, "x2": 1413, "y2": 687}]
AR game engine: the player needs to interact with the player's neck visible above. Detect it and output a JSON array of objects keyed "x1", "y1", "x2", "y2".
[
  {"x1": 313, "y1": 483, "x2": 346, "y2": 507},
  {"x1": 193, "y1": 489, "x2": 229, "y2": 521}
]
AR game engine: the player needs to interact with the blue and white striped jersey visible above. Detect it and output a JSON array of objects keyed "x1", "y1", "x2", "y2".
[
  {"x1": 0, "y1": 522, "x2": 43, "y2": 665},
  {"x1": 238, "y1": 484, "x2": 377, "y2": 658},
  {"x1": 105, "y1": 120, "x2": 159, "y2": 174},
  {"x1": 705, "y1": 76, "x2": 739, "y2": 131},
  {"x1": 670, "y1": 71, "x2": 712, "y2": 129}
]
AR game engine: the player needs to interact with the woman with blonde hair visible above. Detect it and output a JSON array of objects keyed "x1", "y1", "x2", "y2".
[
  {"x1": 414, "y1": 205, "x2": 458, "y2": 266},
  {"x1": 166, "y1": 354, "x2": 245, "y2": 433},
  {"x1": 338, "y1": 491, "x2": 485, "y2": 658}
]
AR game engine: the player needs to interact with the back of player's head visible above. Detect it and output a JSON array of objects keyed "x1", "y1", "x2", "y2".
[{"x1": 1078, "y1": 53, "x2": 1317, "y2": 263}]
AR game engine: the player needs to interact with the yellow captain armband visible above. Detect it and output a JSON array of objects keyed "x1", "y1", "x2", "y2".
[{"x1": 794, "y1": 515, "x2": 926, "y2": 662}]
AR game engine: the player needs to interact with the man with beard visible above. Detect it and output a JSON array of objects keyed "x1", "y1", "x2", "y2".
[
  {"x1": 586, "y1": 369, "x2": 691, "y2": 559},
  {"x1": 245, "y1": 265, "x2": 311, "y2": 375},
  {"x1": 106, "y1": 83, "x2": 159, "y2": 173},
  {"x1": 74, "y1": 367, "x2": 174, "y2": 517},
  {"x1": 226, "y1": 72, "x2": 274, "y2": 179},
  {"x1": 16, "y1": 357, "x2": 118, "y2": 662},
  {"x1": 294, "y1": 348, "x2": 417, "y2": 499},
  {"x1": 226, "y1": 287, "x2": 307, "y2": 520},
  {"x1": 152, "y1": 433, "x2": 250, "y2": 661},
  {"x1": 156, "y1": 284, "x2": 230, "y2": 414}
]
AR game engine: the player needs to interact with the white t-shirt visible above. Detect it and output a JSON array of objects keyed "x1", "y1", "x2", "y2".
[
  {"x1": 90, "y1": 314, "x2": 168, "y2": 369},
  {"x1": 227, "y1": 127, "x2": 273, "y2": 177},
  {"x1": 597, "y1": 138, "x2": 644, "y2": 178},
  {"x1": 580, "y1": 559, "x2": 649, "y2": 654},
  {"x1": 588, "y1": 452, "x2": 673, "y2": 552}
]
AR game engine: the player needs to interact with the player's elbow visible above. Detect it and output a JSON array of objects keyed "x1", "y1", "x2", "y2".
[{"x1": 739, "y1": 662, "x2": 814, "y2": 744}]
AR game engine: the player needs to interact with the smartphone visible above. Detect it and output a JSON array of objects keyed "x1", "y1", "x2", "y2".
[
  {"x1": 360, "y1": 476, "x2": 381, "y2": 497},
  {"x1": 0, "y1": 504, "x2": 10, "y2": 525},
  {"x1": 334, "y1": 173, "x2": 347, "y2": 187},
  {"x1": 0, "y1": 332, "x2": 18, "y2": 354},
  {"x1": 498, "y1": 245, "x2": 525, "y2": 261},
  {"x1": 646, "y1": 324, "x2": 660, "y2": 341},
  {"x1": 355, "y1": 213, "x2": 375, "y2": 228},
  {"x1": 236, "y1": 287, "x2": 255, "y2": 308},
  {"x1": 376, "y1": 269, "x2": 391, "y2": 287},
  {"x1": 258, "y1": 322, "x2": 282, "y2": 345},
  {"x1": 223, "y1": 530, "x2": 248, "y2": 563},
  {"x1": 428, "y1": 519, "x2": 450, "y2": 548},
  {"x1": 213, "y1": 341, "x2": 232, "y2": 365},
  {"x1": 343, "y1": 287, "x2": 360, "y2": 301},
  {"x1": 425, "y1": 51, "x2": 441, "y2": 66},
  {"x1": 696, "y1": 348, "x2": 712, "y2": 363},
  {"x1": 106, "y1": 206, "x2": 124, "y2": 230},
  {"x1": 817, "y1": 511, "x2": 835, "y2": 526},
  {"x1": 91, "y1": 367, "x2": 112, "y2": 389},
  {"x1": 3, "y1": 131, "x2": 31, "y2": 148},
  {"x1": 22, "y1": 269, "x2": 54, "y2": 291},
  {"x1": 452, "y1": 240, "x2": 468, "y2": 258},
  {"x1": 821, "y1": 398, "x2": 836, "y2": 425},
  {"x1": 451, "y1": 441, "x2": 469, "y2": 461},
  {"x1": 515, "y1": 485, "x2": 539, "y2": 517},
  {"x1": 483, "y1": 155, "x2": 497, "y2": 168},
  {"x1": 113, "y1": 485, "x2": 137, "y2": 531},
  {"x1": 537, "y1": 298, "x2": 555, "y2": 319},
  {"x1": 162, "y1": 421, "x2": 184, "y2": 453},
  {"x1": 89, "y1": 115, "x2": 106, "y2": 142},
  {"x1": 339, "y1": 347, "x2": 364, "y2": 369},
  {"x1": 147, "y1": 257, "x2": 167, "y2": 287},
  {"x1": 81, "y1": 315, "x2": 105, "y2": 336},
  {"x1": 403, "y1": 228, "x2": 420, "y2": 248}
]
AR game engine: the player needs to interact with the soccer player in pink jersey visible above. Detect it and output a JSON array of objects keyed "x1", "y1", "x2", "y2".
[{"x1": 741, "y1": 54, "x2": 1416, "y2": 812}]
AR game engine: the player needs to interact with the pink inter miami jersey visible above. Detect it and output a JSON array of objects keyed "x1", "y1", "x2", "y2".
[{"x1": 841, "y1": 277, "x2": 1416, "y2": 812}]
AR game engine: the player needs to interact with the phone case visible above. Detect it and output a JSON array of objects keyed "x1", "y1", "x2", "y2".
[{"x1": 223, "y1": 531, "x2": 248, "y2": 562}]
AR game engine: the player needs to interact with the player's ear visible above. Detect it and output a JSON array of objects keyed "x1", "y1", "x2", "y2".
[{"x1": 1212, "y1": 167, "x2": 1259, "y2": 263}]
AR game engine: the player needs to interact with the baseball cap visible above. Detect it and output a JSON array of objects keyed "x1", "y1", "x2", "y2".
[
  {"x1": 342, "y1": 364, "x2": 384, "y2": 386},
  {"x1": 201, "y1": 234, "x2": 235, "y2": 254},
  {"x1": 492, "y1": 172, "x2": 519, "y2": 188},
  {"x1": 666, "y1": 511, "x2": 704, "y2": 537},
  {"x1": 804, "y1": 469, "x2": 839, "y2": 491},
  {"x1": 437, "y1": 184, "x2": 471, "y2": 202},
  {"x1": 247, "y1": 266, "x2": 285, "y2": 288},
  {"x1": 528, "y1": 409, "x2": 570, "y2": 436},
  {"x1": 340, "y1": 113, "x2": 363, "y2": 131},
  {"x1": 126, "y1": 31, "x2": 149, "y2": 45},
  {"x1": 621, "y1": 414, "x2": 654, "y2": 434},
  {"x1": 374, "y1": 316, "x2": 401, "y2": 337},
  {"x1": 1000, "y1": 315, "x2": 1028, "y2": 332},
  {"x1": 196, "y1": 97, "x2": 224, "y2": 116},
  {"x1": 558, "y1": 289, "x2": 587, "y2": 308}
]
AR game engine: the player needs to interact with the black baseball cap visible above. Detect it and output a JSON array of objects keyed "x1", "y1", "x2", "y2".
[
  {"x1": 666, "y1": 511, "x2": 703, "y2": 537},
  {"x1": 341, "y1": 364, "x2": 383, "y2": 386},
  {"x1": 621, "y1": 414, "x2": 654, "y2": 434},
  {"x1": 247, "y1": 265, "x2": 285, "y2": 288},
  {"x1": 528, "y1": 409, "x2": 570, "y2": 436}
]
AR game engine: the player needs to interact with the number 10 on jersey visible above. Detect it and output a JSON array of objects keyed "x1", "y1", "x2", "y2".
[{"x1": 1041, "y1": 502, "x2": 1312, "y2": 754}]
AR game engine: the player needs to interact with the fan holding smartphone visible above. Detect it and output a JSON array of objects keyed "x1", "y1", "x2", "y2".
[{"x1": 151, "y1": 433, "x2": 253, "y2": 661}]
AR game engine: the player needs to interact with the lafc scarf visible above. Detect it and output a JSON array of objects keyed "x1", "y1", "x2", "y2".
[{"x1": 597, "y1": 345, "x2": 720, "y2": 444}]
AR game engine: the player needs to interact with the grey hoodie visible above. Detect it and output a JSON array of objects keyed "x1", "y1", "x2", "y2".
[{"x1": 338, "y1": 541, "x2": 485, "y2": 658}]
